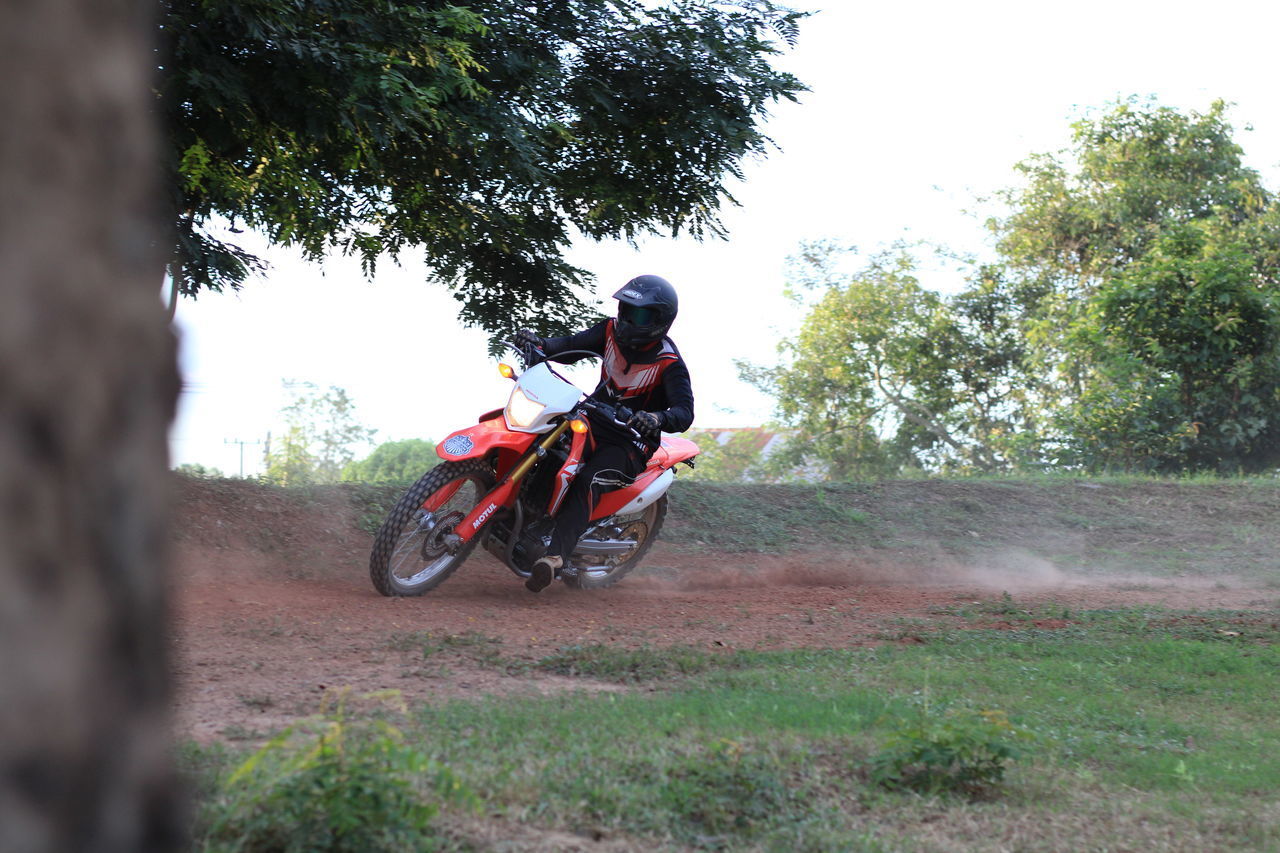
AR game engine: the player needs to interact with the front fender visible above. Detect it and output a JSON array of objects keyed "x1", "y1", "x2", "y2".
[{"x1": 438, "y1": 415, "x2": 536, "y2": 461}]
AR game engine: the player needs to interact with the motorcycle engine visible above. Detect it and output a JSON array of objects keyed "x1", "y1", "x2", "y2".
[{"x1": 480, "y1": 437, "x2": 567, "y2": 573}]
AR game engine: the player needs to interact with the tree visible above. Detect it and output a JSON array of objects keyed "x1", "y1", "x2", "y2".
[
  {"x1": 751, "y1": 101, "x2": 1280, "y2": 476},
  {"x1": 995, "y1": 99, "x2": 1270, "y2": 283},
  {"x1": 263, "y1": 383, "x2": 377, "y2": 485},
  {"x1": 343, "y1": 438, "x2": 439, "y2": 484},
  {"x1": 175, "y1": 462, "x2": 226, "y2": 479},
  {"x1": 158, "y1": 0, "x2": 806, "y2": 339},
  {"x1": 1, "y1": 0, "x2": 181, "y2": 848},
  {"x1": 682, "y1": 430, "x2": 768, "y2": 482},
  {"x1": 1069, "y1": 219, "x2": 1280, "y2": 471},
  {"x1": 992, "y1": 99, "x2": 1280, "y2": 472},
  {"x1": 743, "y1": 246, "x2": 1044, "y2": 478}
]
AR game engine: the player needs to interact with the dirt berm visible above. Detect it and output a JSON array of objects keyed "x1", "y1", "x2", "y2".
[{"x1": 169, "y1": 475, "x2": 1280, "y2": 742}]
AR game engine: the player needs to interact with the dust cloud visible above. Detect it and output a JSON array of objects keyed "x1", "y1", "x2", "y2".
[
  {"x1": 633, "y1": 546, "x2": 1267, "y2": 613},
  {"x1": 638, "y1": 548, "x2": 1073, "y2": 593}
]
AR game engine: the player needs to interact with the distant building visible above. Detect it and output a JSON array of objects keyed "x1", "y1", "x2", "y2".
[
  {"x1": 695, "y1": 426, "x2": 786, "y2": 460},
  {"x1": 690, "y1": 426, "x2": 825, "y2": 482}
]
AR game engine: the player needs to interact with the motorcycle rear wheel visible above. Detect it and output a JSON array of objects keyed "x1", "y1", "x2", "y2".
[
  {"x1": 563, "y1": 495, "x2": 667, "y2": 590},
  {"x1": 369, "y1": 459, "x2": 495, "y2": 597}
]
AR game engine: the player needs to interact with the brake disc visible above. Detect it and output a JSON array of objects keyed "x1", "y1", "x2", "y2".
[{"x1": 417, "y1": 510, "x2": 463, "y2": 560}]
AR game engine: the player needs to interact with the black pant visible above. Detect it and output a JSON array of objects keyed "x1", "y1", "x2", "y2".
[{"x1": 549, "y1": 438, "x2": 647, "y2": 563}]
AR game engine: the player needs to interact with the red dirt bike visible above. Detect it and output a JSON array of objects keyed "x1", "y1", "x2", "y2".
[{"x1": 369, "y1": 344, "x2": 699, "y2": 596}]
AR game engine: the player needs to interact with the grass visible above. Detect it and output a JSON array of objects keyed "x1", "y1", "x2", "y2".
[
  {"x1": 658, "y1": 477, "x2": 1280, "y2": 583},
  {"x1": 386, "y1": 630, "x2": 527, "y2": 677},
  {"x1": 183, "y1": 602, "x2": 1280, "y2": 851},
  {"x1": 176, "y1": 474, "x2": 1280, "y2": 849}
]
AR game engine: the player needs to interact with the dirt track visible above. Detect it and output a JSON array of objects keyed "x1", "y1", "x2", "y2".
[{"x1": 170, "y1": 538, "x2": 1273, "y2": 744}]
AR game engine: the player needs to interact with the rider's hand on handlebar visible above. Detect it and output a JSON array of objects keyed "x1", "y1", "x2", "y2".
[
  {"x1": 627, "y1": 410, "x2": 663, "y2": 440},
  {"x1": 514, "y1": 328, "x2": 543, "y2": 364}
]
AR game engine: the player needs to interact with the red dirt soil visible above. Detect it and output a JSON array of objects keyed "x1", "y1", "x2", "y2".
[{"x1": 170, "y1": 523, "x2": 1273, "y2": 743}]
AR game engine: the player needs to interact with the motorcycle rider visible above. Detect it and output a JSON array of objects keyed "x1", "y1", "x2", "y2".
[{"x1": 514, "y1": 274, "x2": 694, "y2": 593}]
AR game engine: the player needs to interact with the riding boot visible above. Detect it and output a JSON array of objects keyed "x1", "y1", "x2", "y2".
[{"x1": 526, "y1": 554, "x2": 563, "y2": 593}]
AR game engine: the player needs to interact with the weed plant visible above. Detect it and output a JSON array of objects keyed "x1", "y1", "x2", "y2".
[
  {"x1": 194, "y1": 690, "x2": 470, "y2": 852},
  {"x1": 870, "y1": 702, "x2": 1034, "y2": 796}
]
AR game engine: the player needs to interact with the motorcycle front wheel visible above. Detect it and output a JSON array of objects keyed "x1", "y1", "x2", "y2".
[
  {"x1": 563, "y1": 495, "x2": 667, "y2": 590},
  {"x1": 369, "y1": 459, "x2": 495, "y2": 597}
]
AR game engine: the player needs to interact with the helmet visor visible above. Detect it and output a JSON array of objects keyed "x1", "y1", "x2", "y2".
[{"x1": 619, "y1": 303, "x2": 659, "y2": 326}]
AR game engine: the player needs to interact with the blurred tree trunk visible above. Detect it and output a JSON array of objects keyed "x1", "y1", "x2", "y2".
[{"x1": 0, "y1": 1, "x2": 182, "y2": 851}]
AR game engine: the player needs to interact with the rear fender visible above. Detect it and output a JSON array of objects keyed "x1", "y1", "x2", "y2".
[
  {"x1": 592, "y1": 468, "x2": 672, "y2": 519},
  {"x1": 591, "y1": 467, "x2": 665, "y2": 519},
  {"x1": 651, "y1": 436, "x2": 699, "y2": 468},
  {"x1": 590, "y1": 436, "x2": 698, "y2": 519}
]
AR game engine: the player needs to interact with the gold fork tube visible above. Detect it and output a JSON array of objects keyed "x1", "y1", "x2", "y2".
[{"x1": 507, "y1": 420, "x2": 571, "y2": 484}]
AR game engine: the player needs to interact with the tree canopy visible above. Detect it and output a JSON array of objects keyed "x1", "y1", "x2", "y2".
[
  {"x1": 752, "y1": 100, "x2": 1280, "y2": 477},
  {"x1": 993, "y1": 99, "x2": 1280, "y2": 473},
  {"x1": 342, "y1": 438, "x2": 438, "y2": 484},
  {"x1": 158, "y1": 0, "x2": 805, "y2": 338},
  {"x1": 262, "y1": 382, "x2": 377, "y2": 485},
  {"x1": 745, "y1": 246, "x2": 1045, "y2": 477}
]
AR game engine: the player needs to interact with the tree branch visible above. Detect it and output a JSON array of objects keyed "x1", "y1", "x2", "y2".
[{"x1": 872, "y1": 361, "x2": 1002, "y2": 471}]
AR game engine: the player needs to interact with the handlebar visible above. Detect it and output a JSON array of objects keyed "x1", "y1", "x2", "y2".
[
  {"x1": 498, "y1": 340, "x2": 645, "y2": 439},
  {"x1": 580, "y1": 396, "x2": 635, "y2": 429}
]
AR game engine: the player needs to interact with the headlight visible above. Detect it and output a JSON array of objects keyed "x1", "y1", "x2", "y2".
[{"x1": 506, "y1": 386, "x2": 545, "y2": 428}]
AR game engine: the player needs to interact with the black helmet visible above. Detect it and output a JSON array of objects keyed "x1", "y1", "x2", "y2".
[{"x1": 613, "y1": 274, "x2": 678, "y2": 348}]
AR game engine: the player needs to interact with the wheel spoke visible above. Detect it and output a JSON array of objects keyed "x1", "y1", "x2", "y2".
[
  {"x1": 369, "y1": 459, "x2": 496, "y2": 597},
  {"x1": 570, "y1": 502, "x2": 660, "y2": 584},
  {"x1": 387, "y1": 476, "x2": 482, "y2": 585}
]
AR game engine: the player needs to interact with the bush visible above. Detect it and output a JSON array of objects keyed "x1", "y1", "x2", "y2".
[
  {"x1": 661, "y1": 739, "x2": 802, "y2": 838},
  {"x1": 870, "y1": 704, "x2": 1033, "y2": 796},
  {"x1": 197, "y1": 691, "x2": 469, "y2": 852}
]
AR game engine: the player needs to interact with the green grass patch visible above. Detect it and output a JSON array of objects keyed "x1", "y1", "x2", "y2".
[
  {"x1": 183, "y1": 605, "x2": 1280, "y2": 850},
  {"x1": 665, "y1": 481, "x2": 875, "y2": 551},
  {"x1": 657, "y1": 476, "x2": 1280, "y2": 582},
  {"x1": 535, "y1": 643, "x2": 740, "y2": 683},
  {"x1": 186, "y1": 474, "x2": 1280, "y2": 583},
  {"x1": 190, "y1": 691, "x2": 471, "y2": 852},
  {"x1": 437, "y1": 613, "x2": 1278, "y2": 848}
]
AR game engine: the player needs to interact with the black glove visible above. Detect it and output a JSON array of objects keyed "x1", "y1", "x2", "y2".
[
  {"x1": 514, "y1": 328, "x2": 543, "y2": 363},
  {"x1": 627, "y1": 410, "x2": 664, "y2": 440}
]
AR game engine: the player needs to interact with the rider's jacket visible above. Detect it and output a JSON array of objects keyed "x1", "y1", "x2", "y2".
[{"x1": 542, "y1": 319, "x2": 695, "y2": 452}]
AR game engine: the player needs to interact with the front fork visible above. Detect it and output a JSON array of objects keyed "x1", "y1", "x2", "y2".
[{"x1": 440, "y1": 421, "x2": 572, "y2": 552}]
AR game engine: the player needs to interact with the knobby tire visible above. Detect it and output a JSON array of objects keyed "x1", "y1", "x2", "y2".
[
  {"x1": 369, "y1": 459, "x2": 494, "y2": 597},
  {"x1": 563, "y1": 494, "x2": 667, "y2": 590}
]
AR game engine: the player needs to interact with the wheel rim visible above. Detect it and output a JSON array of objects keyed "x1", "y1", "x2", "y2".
[
  {"x1": 572, "y1": 504, "x2": 656, "y2": 582},
  {"x1": 389, "y1": 476, "x2": 485, "y2": 589}
]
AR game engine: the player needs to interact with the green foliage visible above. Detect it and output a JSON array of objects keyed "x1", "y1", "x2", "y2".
[
  {"x1": 995, "y1": 99, "x2": 1269, "y2": 280},
  {"x1": 760, "y1": 99, "x2": 1280, "y2": 477},
  {"x1": 657, "y1": 739, "x2": 805, "y2": 839},
  {"x1": 175, "y1": 462, "x2": 225, "y2": 479},
  {"x1": 159, "y1": 0, "x2": 806, "y2": 339},
  {"x1": 342, "y1": 438, "x2": 437, "y2": 484},
  {"x1": 196, "y1": 691, "x2": 469, "y2": 852},
  {"x1": 681, "y1": 429, "x2": 768, "y2": 482},
  {"x1": 992, "y1": 98, "x2": 1280, "y2": 473},
  {"x1": 744, "y1": 245, "x2": 1046, "y2": 477},
  {"x1": 1068, "y1": 220, "x2": 1280, "y2": 472},
  {"x1": 263, "y1": 382, "x2": 376, "y2": 486},
  {"x1": 870, "y1": 703, "x2": 1033, "y2": 796}
]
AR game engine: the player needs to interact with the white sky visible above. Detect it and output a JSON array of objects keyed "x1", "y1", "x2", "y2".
[{"x1": 171, "y1": 0, "x2": 1280, "y2": 475}]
